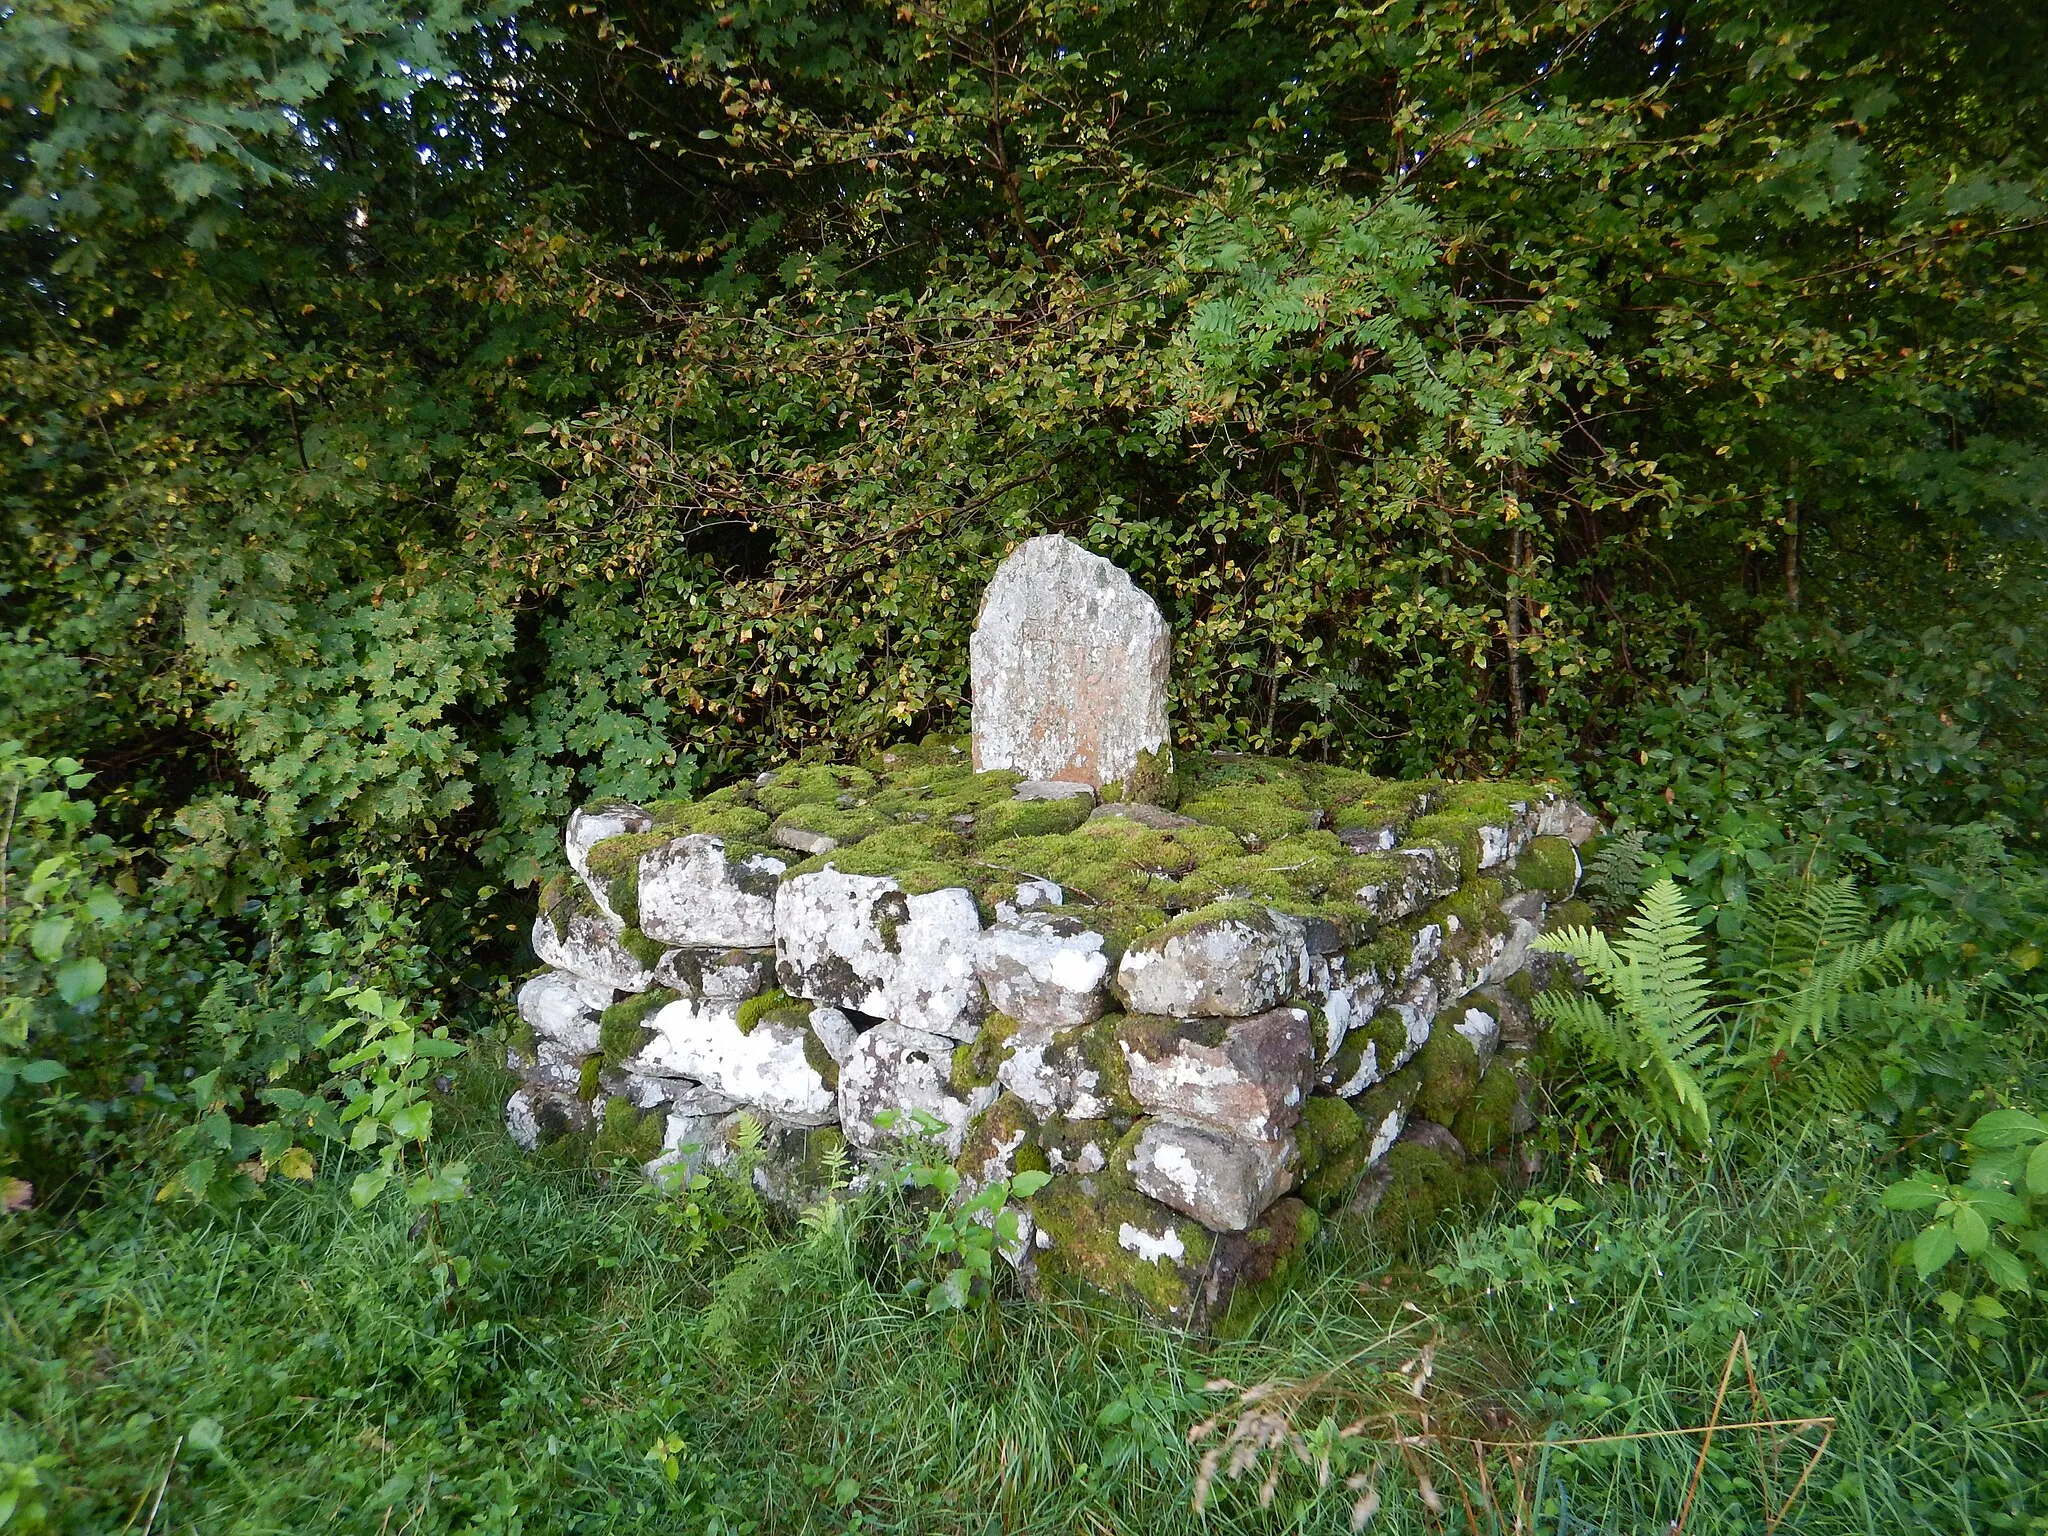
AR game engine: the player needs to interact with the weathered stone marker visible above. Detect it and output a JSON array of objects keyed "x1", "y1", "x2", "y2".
[{"x1": 970, "y1": 534, "x2": 1171, "y2": 793}]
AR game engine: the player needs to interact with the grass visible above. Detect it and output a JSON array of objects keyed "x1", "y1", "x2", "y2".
[{"x1": 3, "y1": 1073, "x2": 2045, "y2": 1535}]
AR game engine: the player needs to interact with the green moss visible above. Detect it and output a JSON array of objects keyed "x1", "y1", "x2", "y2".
[
  {"x1": 615, "y1": 926, "x2": 666, "y2": 970},
  {"x1": 1545, "y1": 897, "x2": 1597, "y2": 933},
  {"x1": 1351, "y1": 1059, "x2": 1424, "y2": 1121},
  {"x1": 1451, "y1": 1061, "x2": 1526, "y2": 1156},
  {"x1": 594, "y1": 1096, "x2": 666, "y2": 1166},
  {"x1": 1028, "y1": 1163, "x2": 1216, "y2": 1321},
  {"x1": 1211, "y1": 1198, "x2": 1319, "y2": 1338},
  {"x1": 1512, "y1": 836, "x2": 1581, "y2": 899},
  {"x1": 1326, "y1": 1007, "x2": 1413, "y2": 1095},
  {"x1": 951, "y1": 1014, "x2": 1018, "y2": 1093},
  {"x1": 1366, "y1": 1143, "x2": 1476, "y2": 1252},
  {"x1": 735, "y1": 988, "x2": 796, "y2": 1035},
  {"x1": 584, "y1": 829, "x2": 665, "y2": 880},
  {"x1": 993, "y1": 817, "x2": 1243, "y2": 908},
  {"x1": 1413, "y1": 1015, "x2": 1483, "y2": 1125},
  {"x1": 975, "y1": 794, "x2": 1094, "y2": 843},
  {"x1": 1117, "y1": 744, "x2": 1177, "y2": 807},
  {"x1": 770, "y1": 803, "x2": 889, "y2": 846},
  {"x1": 801, "y1": 1026, "x2": 841, "y2": 1090},
  {"x1": 755, "y1": 763, "x2": 878, "y2": 816},
  {"x1": 575, "y1": 1054, "x2": 603, "y2": 1100},
  {"x1": 1034, "y1": 1118, "x2": 1111, "y2": 1171},
  {"x1": 539, "y1": 872, "x2": 576, "y2": 941},
  {"x1": 873, "y1": 736, "x2": 974, "y2": 772},
  {"x1": 955, "y1": 1094, "x2": 1043, "y2": 1182},
  {"x1": 1327, "y1": 778, "x2": 1444, "y2": 838},
  {"x1": 1295, "y1": 1094, "x2": 1354, "y2": 1176},
  {"x1": 598, "y1": 987, "x2": 676, "y2": 1069},
  {"x1": 1176, "y1": 779, "x2": 1315, "y2": 849}
]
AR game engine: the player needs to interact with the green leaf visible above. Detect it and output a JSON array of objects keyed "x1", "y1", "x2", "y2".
[
  {"x1": 1977, "y1": 1240, "x2": 2031, "y2": 1293},
  {"x1": 55, "y1": 957, "x2": 107, "y2": 1004},
  {"x1": 1912, "y1": 1223, "x2": 1958, "y2": 1279},
  {"x1": 1880, "y1": 1179, "x2": 1946, "y2": 1212},
  {"x1": 1951, "y1": 1203, "x2": 1989, "y2": 1257},
  {"x1": 405, "y1": 1162, "x2": 468, "y2": 1206},
  {"x1": 2029, "y1": 1141, "x2": 2048, "y2": 1197},
  {"x1": 1010, "y1": 1169, "x2": 1051, "y2": 1199},
  {"x1": 350, "y1": 1166, "x2": 390, "y2": 1207},
  {"x1": 1967, "y1": 1109, "x2": 2048, "y2": 1149},
  {"x1": 28, "y1": 917, "x2": 74, "y2": 962},
  {"x1": 18, "y1": 1059, "x2": 68, "y2": 1085},
  {"x1": 388, "y1": 1101, "x2": 432, "y2": 1141}
]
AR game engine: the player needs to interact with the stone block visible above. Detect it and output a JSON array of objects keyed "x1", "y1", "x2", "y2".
[
  {"x1": 839, "y1": 1022, "x2": 998, "y2": 1157},
  {"x1": 1115, "y1": 904, "x2": 1307, "y2": 1018},
  {"x1": 975, "y1": 911, "x2": 1112, "y2": 1028},
  {"x1": 635, "y1": 996, "x2": 837, "y2": 1125},
  {"x1": 1118, "y1": 1006, "x2": 1315, "y2": 1144},
  {"x1": 970, "y1": 534, "x2": 1171, "y2": 792},
  {"x1": 637, "y1": 834, "x2": 785, "y2": 948},
  {"x1": 774, "y1": 868, "x2": 908, "y2": 1015},
  {"x1": 1130, "y1": 1121, "x2": 1296, "y2": 1233}
]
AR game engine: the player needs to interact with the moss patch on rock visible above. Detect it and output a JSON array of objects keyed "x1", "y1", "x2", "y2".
[
  {"x1": 1029, "y1": 1162, "x2": 1217, "y2": 1322},
  {"x1": 1451, "y1": 1061, "x2": 1528, "y2": 1156},
  {"x1": 599, "y1": 987, "x2": 676, "y2": 1069},
  {"x1": 735, "y1": 988, "x2": 798, "y2": 1035},
  {"x1": 593, "y1": 1096, "x2": 665, "y2": 1166},
  {"x1": 1511, "y1": 835, "x2": 1580, "y2": 898},
  {"x1": 955, "y1": 1094, "x2": 1045, "y2": 1184},
  {"x1": 1363, "y1": 1142, "x2": 1498, "y2": 1253},
  {"x1": 1413, "y1": 1017, "x2": 1483, "y2": 1125},
  {"x1": 1211, "y1": 1197, "x2": 1319, "y2": 1338},
  {"x1": 1295, "y1": 1096, "x2": 1368, "y2": 1214},
  {"x1": 975, "y1": 794, "x2": 1094, "y2": 843}
]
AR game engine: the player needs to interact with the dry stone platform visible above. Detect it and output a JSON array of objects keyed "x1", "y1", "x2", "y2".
[
  {"x1": 506, "y1": 743, "x2": 1597, "y2": 1329},
  {"x1": 504, "y1": 533, "x2": 1596, "y2": 1330}
]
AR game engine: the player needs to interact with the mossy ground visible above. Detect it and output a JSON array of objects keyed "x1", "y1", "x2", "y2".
[{"x1": 1413, "y1": 1021, "x2": 1483, "y2": 1126}]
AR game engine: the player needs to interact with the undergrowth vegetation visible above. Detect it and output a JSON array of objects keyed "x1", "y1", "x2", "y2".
[{"x1": 4, "y1": 1078, "x2": 2045, "y2": 1535}]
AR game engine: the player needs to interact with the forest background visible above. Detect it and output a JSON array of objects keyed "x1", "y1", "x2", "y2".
[{"x1": 3, "y1": 0, "x2": 2048, "y2": 1531}]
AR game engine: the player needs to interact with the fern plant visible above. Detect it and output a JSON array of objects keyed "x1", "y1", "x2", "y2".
[
  {"x1": 1579, "y1": 829, "x2": 1653, "y2": 920},
  {"x1": 1718, "y1": 875, "x2": 1952, "y2": 1125},
  {"x1": 1533, "y1": 879, "x2": 1722, "y2": 1148}
]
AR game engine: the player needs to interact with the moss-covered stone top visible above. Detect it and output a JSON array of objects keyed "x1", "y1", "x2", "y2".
[{"x1": 611, "y1": 736, "x2": 1565, "y2": 951}]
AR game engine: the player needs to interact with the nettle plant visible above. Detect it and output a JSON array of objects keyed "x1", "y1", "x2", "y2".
[{"x1": 1882, "y1": 1110, "x2": 2048, "y2": 1334}]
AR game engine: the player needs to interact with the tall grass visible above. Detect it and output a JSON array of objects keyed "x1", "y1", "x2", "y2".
[{"x1": 2, "y1": 1078, "x2": 2042, "y2": 1534}]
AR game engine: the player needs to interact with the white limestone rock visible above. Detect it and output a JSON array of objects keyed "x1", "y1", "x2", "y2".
[
  {"x1": 994, "y1": 878, "x2": 1064, "y2": 922},
  {"x1": 654, "y1": 945, "x2": 776, "y2": 1001},
  {"x1": 839, "y1": 1023, "x2": 998, "y2": 1157},
  {"x1": 1454, "y1": 1005, "x2": 1502, "y2": 1073},
  {"x1": 505, "y1": 1085, "x2": 589, "y2": 1151},
  {"x1": 531, "y1": 887, "x2": 657, "y2": 994},
  {"x1": 644, "y1": 1110, "x2": 726, "y2": 1188},
  {"x1": 1130, "y1": 1121, "x2": 1296, "y2": 1233},
  {"x1": 1115, "y1": 906, "x2": 1307, "y2": 1018},
  {"x1": 566, "y1": 800, "x2": 653, "y2": 891},
  {"x1": 976, "y1": 911, "x2": 1112, "y2": 1028},
  {"x1": 995, "y1": 1019, "x2": 1127, "y2": 1121},
  {"x1": 881, "y1": 887, "x2": 987, "y2": 1041},
  {"x1": 774, "y1": 868, "x2": 907, "y2": 1015},
  {"x1": 637, "y1": 834, "x2": 785, "y2": 949},
  {"x1": 1312, "y1": 959, "x2": 1388, "y2": 1061},
  {"x1": 807, "y1": 1005, "x2": 862, "y2": 1065},
  {"x1": 1534, "y1": 793, "x2": 1602, "y2": 845},
  {"x1": 969, "y1": 534, "x2": 1171, "y2": 791},
  {"x1": 517, "y1": 971, "x2": 604, "y2": 1051},
  {"x1": 635, "y1": 996, "x2": 837, "y2": 1126},
  {"x1": 1354, "y1": 845, "x2": 1461, "y2": 921},
  {"x1": 1119, "y1": 1006, "x2": 1315, "y2": 1145}
]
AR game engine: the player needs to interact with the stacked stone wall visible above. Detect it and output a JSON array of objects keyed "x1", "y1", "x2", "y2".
[{"x1": 507, "y1": 740, "x2": 1597, "y2": 1327}]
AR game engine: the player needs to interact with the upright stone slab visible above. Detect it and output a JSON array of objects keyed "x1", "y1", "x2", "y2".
[{"x1": 970, "y1": 535, "x2": 1170, "y2": 791}]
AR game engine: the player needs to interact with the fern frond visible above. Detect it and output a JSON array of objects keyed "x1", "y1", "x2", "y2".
[{"x1": 1533, "y1": 879, "x2": 1723, "y2": 1147}]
